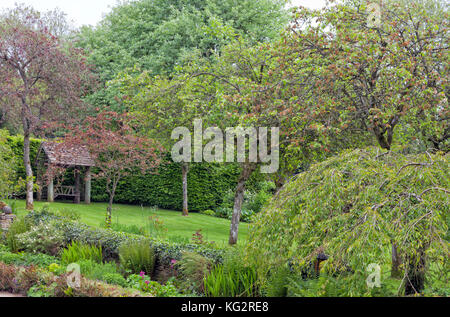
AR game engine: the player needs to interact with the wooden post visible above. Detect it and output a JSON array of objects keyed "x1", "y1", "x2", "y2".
[
  {"x1": 47, "y1": 177, "x2": 54, "y2": 202},
  {"x1": 74, "y1": 167, "x2": 81, "y2": 204},
  {"x1": 85, "y1": 166, "x2": 91, "y2": 204},
  {"x1": 36, "y1": 177, "x2": 42, "y2": 201}
]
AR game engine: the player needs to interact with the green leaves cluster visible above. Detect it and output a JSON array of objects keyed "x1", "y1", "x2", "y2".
[{"x1": 246, "y1": 147, "x2": 449, "y2": 295}]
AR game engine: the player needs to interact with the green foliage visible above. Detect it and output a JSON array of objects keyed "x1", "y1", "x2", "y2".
[
  {"x1": 76, "y1": 0, "x2": 288, "y2": 110},
  {"x1": 246, "y1": 147, "x2": 449, "y2": 296},
  {"x1": 27, "y1": 283, "x2": 58, "y2": 297},
  {"x1": 213, "y1": 182, "x2": 274, "y2": 222},
  {"x1": 61, "y1": 241, "x2": 102, "y2": 266},
  {"x1": 204, "y1": 249, "x2": 258, "y2": 297},
  {"x1": 200, "y1": 210, "x2": 215, "y2": 217},
  {"x1": 177, "y1": 251, "x2": 213, "y2": 294},
  {"x1": 0, "y1": 246, "x2": 59, "y2": 268},
  {"x1": 119, "y1": 240, "x2": 156, "y2": 276},
  {"x1": 16, "y1": 221, "x2": 65, "y2": 256},
  {"x1": 262, "y1": 265, "x2": 292, "y2": 297},
  {"x1": 26, "y1": 209, "x2": 225, "y2": 267},
  {"x1": 6, "y1": 216, "x2": 30, "y2": 252},
  {"x1": 4, "y1": 134, "x2": 41, "y2": 183},
  {"x1": 77, "y1": 259, "x2": 120, "y2": 281},
  {"x1": 91, "y1": 161, "x2": 241, "y2": 212},
  {"x1": 0, "y1": 130, "x2": 16, "y2": 199},
  {"x1": 126, "y1": 272, "x2": 182, "y2": 296},
  {"x1": 99, "y1": 272, "x2": 128, "y2": 288}
]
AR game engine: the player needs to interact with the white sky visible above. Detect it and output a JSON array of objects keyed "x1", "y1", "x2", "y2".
[{"x1": 0, "y1": 0, "x2": 327, "y2": 27}]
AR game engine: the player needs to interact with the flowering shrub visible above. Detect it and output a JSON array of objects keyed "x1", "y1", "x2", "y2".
[{"x1": 16, "y1": 221, "x2": 64, "y2": 256}]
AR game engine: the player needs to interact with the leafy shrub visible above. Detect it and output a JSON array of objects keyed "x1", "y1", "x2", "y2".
[
  {"x1": 16, "y1": 221, "x2": 64, "y2": 256},
  {"x1": 61, "y1": 241, "x2": 102, "y2": 265},
  {"x1": 0, "y1": 261, "x2": 143, "y2": 297},
  {"x1": 119, "y1": 240, "x2": 155, "y2": 276},
  {"x1": 214, "y1": 206, "x2": 232, "y2": 220},
  {"x1": 243, "y1": 184, "x2": 273, "y2": 214},
  {"x1": 77, "y1": 259, "x2": 120, "y2": 281},
  {"x1": 263, "y1": 265, "x2": 292, "y2": 297},
  {"x1": 101, "y1": 272, "x2": 128, "y2": 288},
  {"x1": 126, "y1": 272, "x2": 181, "y2": 297},
  {"x1": 0, "y1": 248, "x2": 59, "y2": 268},
  {"x1": 6, "y1": 216, "x2": 30, "y2": 252},
  {"x1": 214, "y1": 206, "x2": 254, "y2": 223},
  {"x1": 27, "y1": 283, "x2": 58, "y2": 297},
  {"x1": 200, "y1": 210, "x2": 215, "y2": 216}
]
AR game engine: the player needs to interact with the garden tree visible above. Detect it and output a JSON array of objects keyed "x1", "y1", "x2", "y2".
[
  {"x1": 281, "y1": 0, "x2": 448, "y2": 278},
  {"x1": 75, "y1": 0, "x2": 289, "y2": 111},
  {"x1": 117, "y1": 69, "x2": 205, "y2": 216},
  {"x1": 243, "y1": 0, "x2": 449, "y2": 294},
  {"x1": 246, "y1": 148, "x2": 449, "y2": 296},
  {"x1": 163, "y1": 36, "x2": 337, "y2": 245},
  {"x1": 282, "y1": 0, "x2": 448, "y2": 152},
  {"x1": 62, "y1": 111, "x2": 162, "y2": 227},
  {"x1": 0, "y1": 6, "x2": 94, "y2": 210}
]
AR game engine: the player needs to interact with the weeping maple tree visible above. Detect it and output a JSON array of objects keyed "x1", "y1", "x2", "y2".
[
  {"x1": 0, "y1": 5, "x2": 94, "y2": 210},
  {"x1": 62, "y1": 111, "x2": 162, "y2": 227}
]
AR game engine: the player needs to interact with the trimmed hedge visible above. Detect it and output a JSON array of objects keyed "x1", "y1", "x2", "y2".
[
  {"x1": 91, "y1": 161, "x2": 242, "y2": 211},
  {"x1": 5, "y1": 134, "x2": 42, "y2": 180}
]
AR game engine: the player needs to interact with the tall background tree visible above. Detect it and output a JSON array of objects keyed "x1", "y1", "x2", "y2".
[
  {"x1": 75, "y1": 0, "x2": 289, "y2": 111},
  {"x1": 111, "y1": 0, "x2": 290, "y2": 216},
  {"x1": 0, "y1": 5, "x2": 94, "y2": 210}
]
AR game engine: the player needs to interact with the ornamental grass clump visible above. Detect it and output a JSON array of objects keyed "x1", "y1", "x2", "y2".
[{"x1": 119, "y1": 239, "x2": 155, "y2": 276}]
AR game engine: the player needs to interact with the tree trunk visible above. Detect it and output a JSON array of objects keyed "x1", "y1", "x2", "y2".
[
  {"x1": 181, "y1": 162, "x2": 189, "y2": 216},
  {"x1": 105, "y1": 182, "x2": 117, "y2": 228},
  {"x1": 74, "y1": 167, "x2": 80, "y2": 204},
  {"x1": 404, "y1": 248, "x2": 426, "y2": 295},
  {"x1": 229, "y1": 163, "x2": 256, "y2": 245},
  {"x1": 391, "y1": 242, "x2": 402, "y2": 278},
  {"x1": 106, "y1": 195, "x2": 113, "y2": 228},
  {"x1": 23, "y1": 132, "x2": 34, "y2": 210}
]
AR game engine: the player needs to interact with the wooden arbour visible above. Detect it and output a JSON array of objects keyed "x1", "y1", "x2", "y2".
[{"x1": 35, "y1": 142, "x2": 95, "y2": 204}]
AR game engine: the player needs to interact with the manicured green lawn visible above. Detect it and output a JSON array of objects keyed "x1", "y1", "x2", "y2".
[{"x1": 8, "y1": 200, "x2": 249, "y2": 246}]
